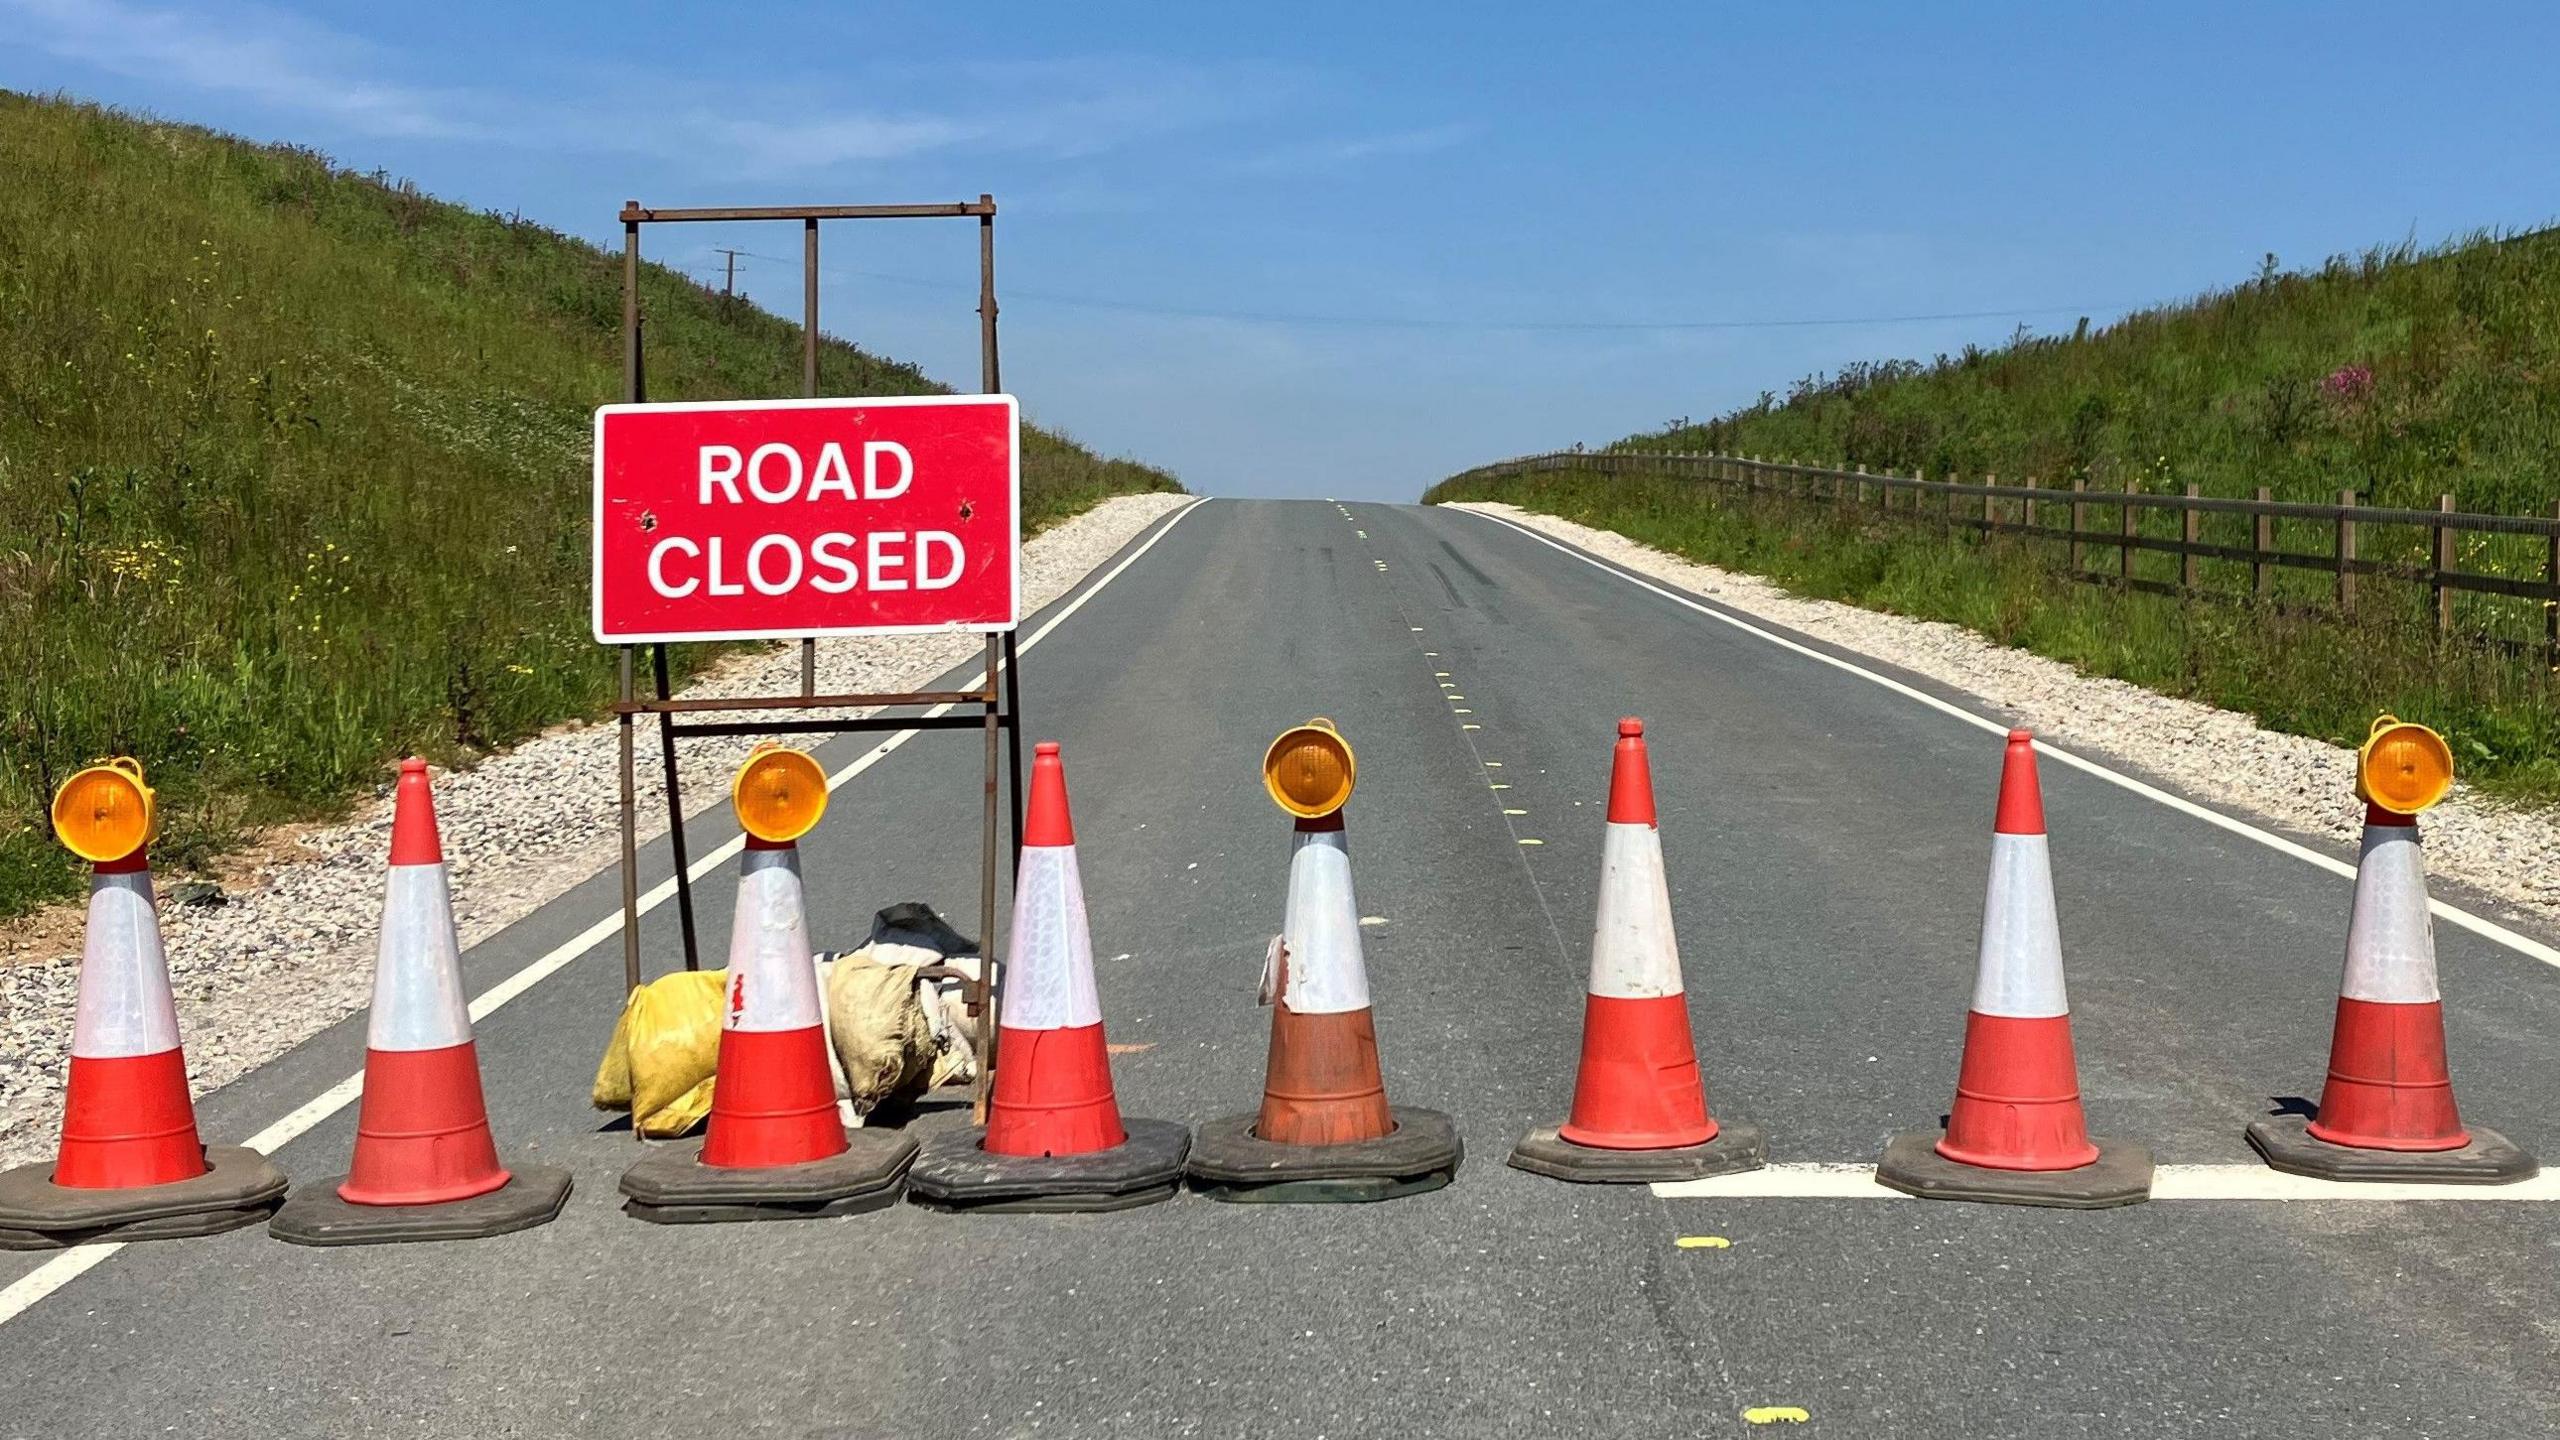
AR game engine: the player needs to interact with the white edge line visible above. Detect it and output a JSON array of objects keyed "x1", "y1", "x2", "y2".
[
  {"x1": 1649, "y1": 1162, "x2": 2560, "y2": 1202},
  {"x1": 1457, "y1": 507, "x2": 2560, "y2": 974},
  {"x1": 0, "y1": 496, "x2": 1209, "y2": 1329}
]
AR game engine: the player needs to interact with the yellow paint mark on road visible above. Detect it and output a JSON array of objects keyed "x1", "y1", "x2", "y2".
[
  {"x1": 1355, "y1": 530, "x2": 1368, "y2": 538},
  {"x1": 1434, "y1": 671, "x2": 1451, "y2": 678},
  {"x1": 1674, "y1": 1235, "x2": 1731, "y2": 1250},
  {"x1": 1410, "y1": 626, "x2": 1424, "y2": 632},
  {"x1": 1488, "y1": 783, "x2": 1510, "y2": 790},
  {"x1": 1517, "y1": 837, "x2": 1542, "y2": 846},
  {"x1": 1503, "y1": 808, "x2": 1527, "y2": 816},
  {"x1": 1482, "y1": 761, "x2": 1501, "y2": 767},
  {"x1": 1742, "y1": 1407, "x2": 1809, "y2": 1426},
  {"x1": 1453, "y1": 709, "x2": 1472, "y2": 715},
  {"x1": 1462, "y1": 724, "x2": 1481, "y2": 731},
  {"x1": 1446, "y1": 694, "x2": 1466, "y2": 701},
  {"x1": 1106, "y1": 1043, "x2": 1155, "y2": 1055},
  {"x1": 1423, "y1": 651, "x2": 1438, "y2": 657}
]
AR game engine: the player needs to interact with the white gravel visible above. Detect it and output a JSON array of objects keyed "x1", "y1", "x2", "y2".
[
  {"x1": 0, "y1": 492, "x2": 1191, "y2": 1167},
  {"x1": 1453, "y1": 500, "x2": 2560, "y2": 927}
]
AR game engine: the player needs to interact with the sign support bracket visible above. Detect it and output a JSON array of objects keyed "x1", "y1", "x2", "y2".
[{"x1": 611, "y1": 196, "x2": 1016, "y2": 1124}]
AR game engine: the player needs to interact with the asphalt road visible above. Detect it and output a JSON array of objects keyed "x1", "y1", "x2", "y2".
[{"x1": 5, "y1": 497, "x2": 2558, "y2": 1439}]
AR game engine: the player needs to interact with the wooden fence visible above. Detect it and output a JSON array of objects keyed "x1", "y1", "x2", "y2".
[{"x1": 1446, "y1": 451, "x2": 2560, "y2": 654}]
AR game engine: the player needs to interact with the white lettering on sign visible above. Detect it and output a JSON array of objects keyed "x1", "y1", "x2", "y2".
[
  {"x1": 694, "y1": 441, "x2": 915, "y2": 506},
  {"x1": 642, "y1": 531, "x2": 973, "y2": 602}
]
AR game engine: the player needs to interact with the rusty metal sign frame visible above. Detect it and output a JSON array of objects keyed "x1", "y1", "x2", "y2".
[{"x1": 611, "y1": 196, "x2": 1019, "y2": 1119}]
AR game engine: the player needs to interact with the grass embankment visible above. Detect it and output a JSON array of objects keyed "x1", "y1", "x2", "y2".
[
  {"x1": 0, "y1": 92, "x2": 1181, "y2": 918},
  {"x1": 1426, "y1": 233, "x2": 2560, "y2": 801}
]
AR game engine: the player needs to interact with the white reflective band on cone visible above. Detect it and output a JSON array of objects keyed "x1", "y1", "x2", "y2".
[
  {"x1": 2341, "y1": 824, "x2": 2440, "y2": 1005},
  {"x1": 1588, "y1": 822, "x2": 1684, "y2": 999},
  {"x1": 71, "y1": 868, "x2": 181, "y2": 1060},
  {"x1": 1970, "y1": 832, "x2": 2068, "y2": 1019},
  {"x1": 1001, "y1": 844, "x2": 1101, "y2": 1031},
  {"x1": 725, "y1": 847, "x2": 822, "y2": 1032},
  {"x1": 1281, "y1": 826, "x2": 1371, "y2": 1015},
  {"x1": 366, "y1": 862, "x2": 474, "y2": 1051}
]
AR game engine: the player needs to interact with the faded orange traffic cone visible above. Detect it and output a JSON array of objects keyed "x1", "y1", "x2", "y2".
[
  {"x1": 270, "y1": 759, "x2": 570, "y2": 1245},
  {"x1": 907, "y1": 742, "x2": 1191, "y2": 1212},
  {"x1": 1511, "y1": 719, "x2": 1764, "y2": 1183},
  {"x1": 0, "y1": 760, "x2": 286, "y2": 1249},
  {"x1": 1186, "y1": 720, "x2": 1462, "y2": 1203},
  {"x1": 1876, "y1": 729, "x2": 2152, "y2": 1207}
]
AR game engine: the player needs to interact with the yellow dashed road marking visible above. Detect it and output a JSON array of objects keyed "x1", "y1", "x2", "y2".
[
  {"x1": 1674, "y1": 1235, "x2": 1731, "y2": 1250},
  {"x1": 1516, "y1": 837, "x2": 1541, "y2": 845},
  {"x1": 1742, "y1": 1407, "x2": 1809, "y2": 1426}
]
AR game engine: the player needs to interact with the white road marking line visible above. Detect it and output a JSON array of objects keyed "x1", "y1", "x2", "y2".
[
  {"x1": 1461, "y1": 509, "x2": 2560, "y2": 974},
  {"x1": 0, "y1": 497, "x2": 1211, "y2": 1331},
  {"x1": 1651, "y1": 1162, "x2": 2560, "y2": 1202}
]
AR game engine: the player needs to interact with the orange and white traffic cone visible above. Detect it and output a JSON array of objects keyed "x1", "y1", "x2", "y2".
[
  {"x1": 1876, "y1": 729, "x2": 2152, "y2": 1207},
  {"x1": 2248, "y1": 802, "x2": 2537, "y2": 1181},
  {"x1": 270, "y1": 759, "x2": 569, "y2": 1245},
  {"x1": 907, "y1": 742, "x2": 1190, "y2": 1212},
  {"x1": 1511, "y1": 719, "x2": 1763, "y2": 1183},
  {"x1": 0, "y1": 759, "x2": 287, "y2": 1248},
  {"x1": 702, "y1": 832, "x2": 849, "y2": 1170},
  {"x1": 621, "y1": 744, "x2": 916, "y2": 1224},
  {"x1": 1187, "y1": 720, "x2": 1461, "y2": 1203}
]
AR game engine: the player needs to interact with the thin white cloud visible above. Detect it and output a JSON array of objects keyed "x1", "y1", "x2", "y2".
[
  {"x1": 2, "y1": 0, "x2": 1302, "y2": 178},
  {"x1": 1242, "y1": 122, "x2": 1479, "y2": 175}
]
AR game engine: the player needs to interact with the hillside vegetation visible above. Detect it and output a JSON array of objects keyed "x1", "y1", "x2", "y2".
[
  {"x1": 1623, "y1": 229, "x2": 2560, "y2": 515},
  {"x1": 1428, "y1": 232, "x2": 2560, "y2": 800},
  {"x1": 0, "y1": 92, "x2": 1179, "y2": 917}
]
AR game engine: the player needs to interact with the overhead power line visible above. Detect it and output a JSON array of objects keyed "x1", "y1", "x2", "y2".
[{"x1": 819, "y1": 264, "x2": 2125, "y2": 334}]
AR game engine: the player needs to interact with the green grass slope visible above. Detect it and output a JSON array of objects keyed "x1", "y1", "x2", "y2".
[
  {"x1": 1427, "y1": 232, "x2": 2560, "y2": 800},
  {"x1": 0, "y1": 92, "x2": 1180, "y2": 917},
  {"x1": 1622, "y1": 229, "x2": 2560, "y2": 515}
]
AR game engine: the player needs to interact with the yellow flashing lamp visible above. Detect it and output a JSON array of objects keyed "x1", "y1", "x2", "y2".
[
  {"x1": 2356, "y1": 715, "x2": 2453, "y2": 816},
  {"x1": 52, "y1": 757, "x2": 157, "y2": 863},
  {"x1": 1264, "y1": 718, "x2": 1356, "y2": 818},
  {"x1": 731, "y1": 743, "x2": 829, "y2": 843}
]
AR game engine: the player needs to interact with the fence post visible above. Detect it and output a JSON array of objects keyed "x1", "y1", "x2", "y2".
[
  {"x1": 2120, "y1": 487, "x2": 2137, "y2": 587},
  {"x1": 2023, "y1": 476, "x2": 2038, "y2": 535},
  {"x1": 2547, "y1": 500, "x2": 2560, "y2": 661},
  {"x1": 2336, "y1": 487, "x2": 2357, "y2": 615},
  {"x1": 2182, "y1": 482, "x2": 2201, "y2": 593},
  {"x1": 2432, "y1": 493, "x2": 2455, "y2": 638},
  {"x1": 1983, "y1": 473, "x2": 1999, "y2": 532},
  {"x1": 1854, "y1": 463, "x2": 1868, "y2": 510},
  {"x1": 2253, "y1": 486, "x2": 2273, "y2": 603},
  {"x1": 2070, "y1": 478, "x2": 2087, "y2": 575}
]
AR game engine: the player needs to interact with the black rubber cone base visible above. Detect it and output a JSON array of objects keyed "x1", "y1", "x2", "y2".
[
  {"x1": 619, "y1": 1129, "x2": 917, "y2": 1225},
  {"x1": 268, "y1": 1163, "x2": 572, "y2": 1247},
  {"x1": 1186, "y1": 1106, "x2": 1462, "y2": 1204},
  {"x1": 1508, "y1": 1121, "x2": 1768, "y2": 1185},
  {"x1": 0, "y1": 1145, "x2": 288, "y2": 1250},
  {"x1": 907, "y1": 1117, "x2": 1190, "y2": 1214},
  {"x1": 1875, "y1": 1131, "x2": 2153, "y2": 1209},
  {"x1": 2246, "y1": 1117, "x2": 2539, "y2": 1184}
]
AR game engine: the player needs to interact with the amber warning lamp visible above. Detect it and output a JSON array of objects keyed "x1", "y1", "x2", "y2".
[
  {"x1": 731, "y1": 742, "x2": 829, "y2": 843},
  {"x1": 52, "y1": 757, "x2": 158, "y2": 864},
  {"x1": 1263, "y1": 718, "x2": 1357, "y2": 819},
  {"x1": 2355, "y1": 714, "x2": 2453, "y2": 816}
]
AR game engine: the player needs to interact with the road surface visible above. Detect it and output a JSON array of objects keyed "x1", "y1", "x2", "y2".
[{"x1": 5, "y1": 498, "x2": 2557, "y2": 1438}]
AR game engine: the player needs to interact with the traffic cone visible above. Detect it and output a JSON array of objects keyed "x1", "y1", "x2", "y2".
[
  {"x1": 2247, "y1": 805, "x2": 2537, "y2": 1181},
  {"x1": 271, "y1": 759, "x2": 569, "y2": 1245},
  {"x1": 1510, "y1": 719, "x2": 1763, "y2": 1183},
  {"x1": 906, "y1": 742, "x2": 1190, "y2": 1212},
  {"x1": 1256, "y1": 811, "x2": 1395, "y2": 1146},
  {"x1": 1876, "y1": 729, "x2": 2151, "y2": 1207},
  {"x1": 702, "y1": 833, "x2": 849, "y2": 1170},
  {"x1": 621, "y1": 745, "x2": 917, "y2": 1224},
  {"x1": 986, "y1": 742, "x2": 1127, "y2": 1156},
  {"x1": 0, "y1": 844, "x2": 288, "y2": 1248},
  {"x1": 1186, "y1": 737, "x2": 1462, "y2": 1203}
]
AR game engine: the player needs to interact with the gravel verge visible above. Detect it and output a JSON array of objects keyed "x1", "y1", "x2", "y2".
[
  {"x1": 1452, "y1": 500, "x2": 2560, "y2": 928},
  {"x1": 0, "y1": 492, "x2": 1193, "y2": 1166}
]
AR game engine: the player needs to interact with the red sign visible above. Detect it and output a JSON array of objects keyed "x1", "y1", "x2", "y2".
[{"x1": 592, "y1": 395, "x2": 1018, "y2": 642}]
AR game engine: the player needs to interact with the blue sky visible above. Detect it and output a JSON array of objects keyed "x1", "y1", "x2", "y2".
[{"x1": 6, "y1": 2, "x2": 2558, "y2": 500}]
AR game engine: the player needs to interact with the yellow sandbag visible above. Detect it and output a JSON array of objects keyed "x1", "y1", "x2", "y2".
[{"x1": 592, "y1": 968, "x2": 729, "y2": 1138}]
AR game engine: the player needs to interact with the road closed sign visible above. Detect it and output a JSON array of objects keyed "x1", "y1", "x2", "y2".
[{"x1": 592, "y1": 394, "x2": 1019, "y2": 642}]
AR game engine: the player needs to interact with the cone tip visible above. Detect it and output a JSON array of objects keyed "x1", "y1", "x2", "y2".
[
  {"x1": 388, "y1": 757, "x2": 443, "y2": 865},
  {"x1": 1024, "y1": 739, "x2": 1075, "y2": 846},
  {"x1": 1036, "y1": 741, "x2": 1061, "y2": 758},
  {"x1": 2007, "y1": 727, "x2": 2034, "y2": 746},
  {"x1": 1993, "y1": 730, "x2": 2045, "y2": 835},
  {"x1": 1618, "y1": 717, "x2": 1643, "y2": 738}
]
